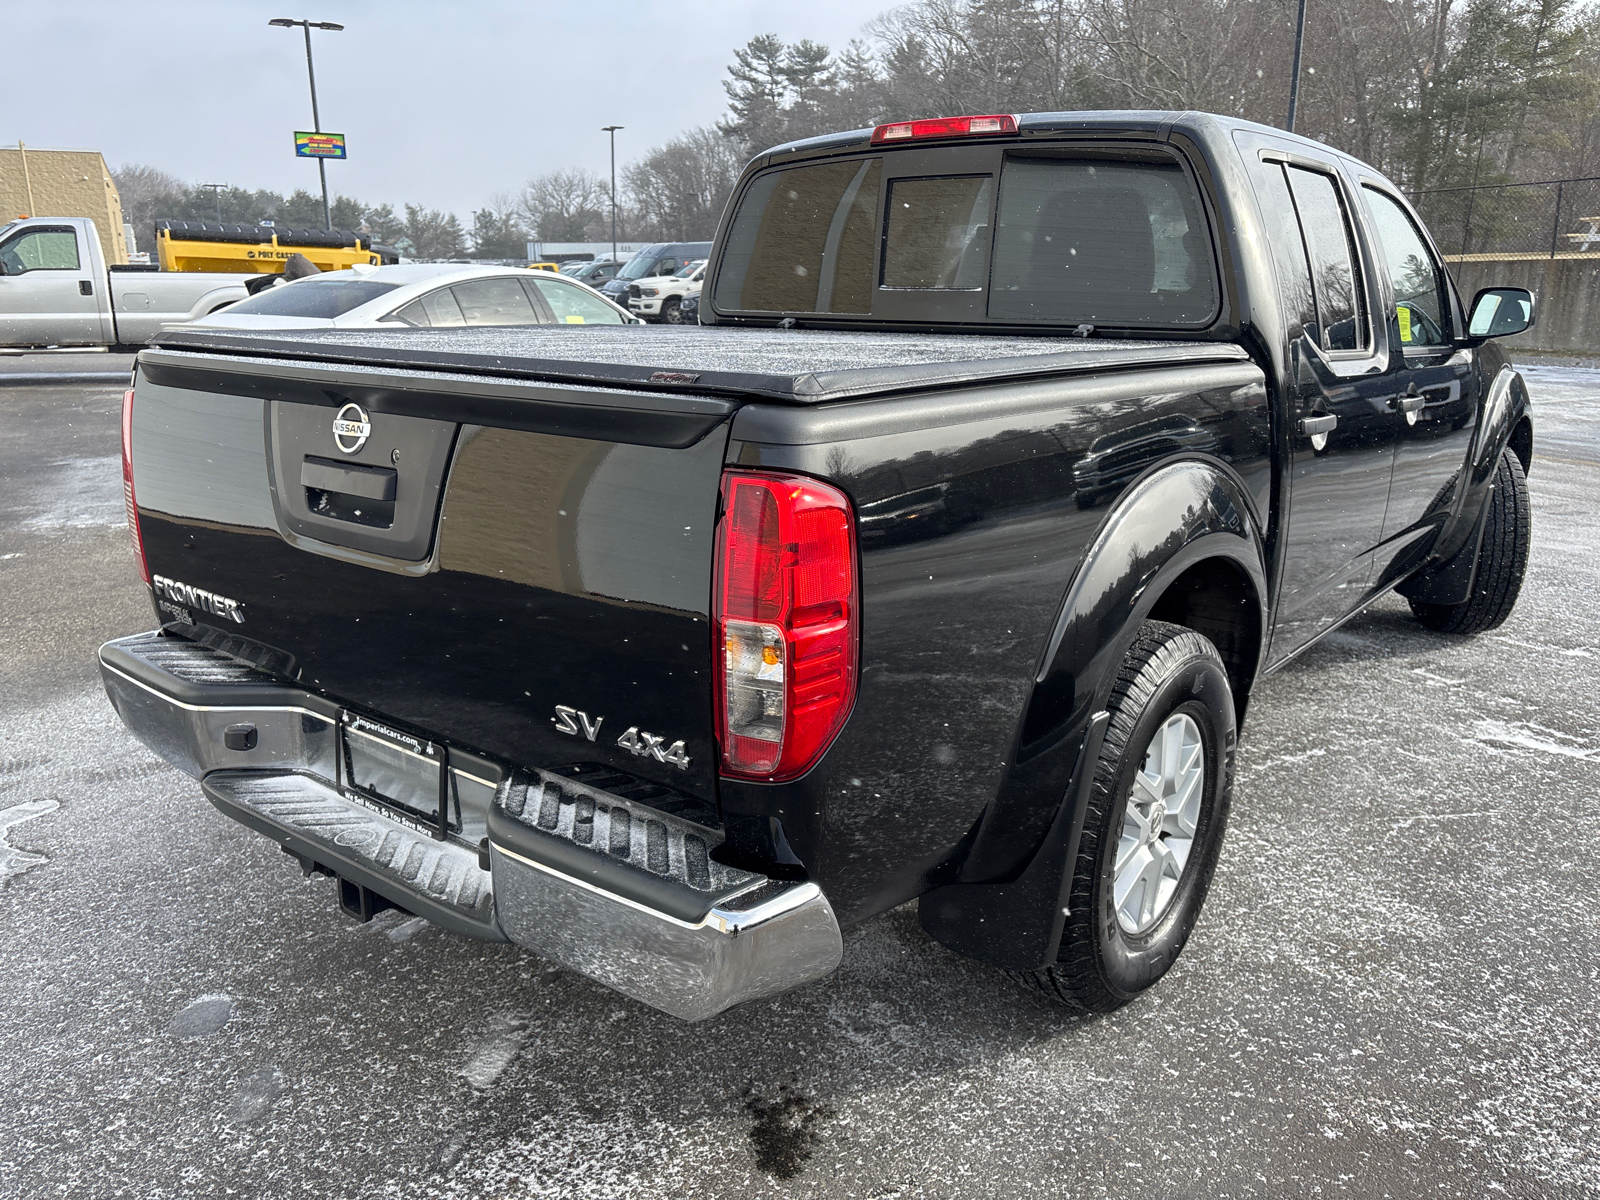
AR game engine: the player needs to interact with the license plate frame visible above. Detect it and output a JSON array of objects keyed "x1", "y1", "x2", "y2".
[{"x1": 339, "y1": 711, "x2": 450, "y2": 836}]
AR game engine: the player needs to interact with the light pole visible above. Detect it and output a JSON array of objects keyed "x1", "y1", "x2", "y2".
[
  {"x1": 1285, "y1": 0, "x2": 1308, "y2": 133},
  {"x1": 201, "y1": 183, "x2": 227, "y2": 223},
  {"x1": 602, "y1": 125, "x2": 623, "y2": 262},
  {"x1": 269, "y1": 17, "x2": 345, "y2": 230}
]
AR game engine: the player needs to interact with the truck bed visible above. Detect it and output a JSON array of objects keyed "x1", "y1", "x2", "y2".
[{"x1": 151, "y1": 325, "x2": 1250, "y2": 403}]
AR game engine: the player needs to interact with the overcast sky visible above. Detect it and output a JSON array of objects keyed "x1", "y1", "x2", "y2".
[{"x1": 2, "y1": 0, "x2": 879, "y2": 216}]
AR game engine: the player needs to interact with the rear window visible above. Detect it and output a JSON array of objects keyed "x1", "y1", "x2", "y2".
[
  {"x1": 714, "y1": 151, "x2": 1218, "y2": 327},
  {"x1": 715, "y1": 160, "x2": 881, "y2": 314},
  {"x1": 224, "y1": 276, "x2": 399, "y2": 319},
  {"x1": 990, "y1": 158, "x2": 1216, "y2": 324},
  {"x1": 884, "y1": 176, "x2": 992, "y2": 289}
]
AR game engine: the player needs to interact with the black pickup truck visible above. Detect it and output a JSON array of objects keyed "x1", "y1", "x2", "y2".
[{"x1": 101, "y1": 111, "x2": 1536, "y2": 1021}]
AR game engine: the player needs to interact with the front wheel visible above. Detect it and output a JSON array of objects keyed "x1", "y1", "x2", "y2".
[
  {"x1": 660, "y1": 296, "x2": 683, "y2": 324},
  {"x1": 1409, "y1": 446, "x2": 1530, "y2": 635},
  {"x1": 1012, "y1": 621, "x2": 1236, "y2": 1012}
]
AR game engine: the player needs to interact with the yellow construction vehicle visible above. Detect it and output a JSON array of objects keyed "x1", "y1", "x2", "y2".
[{"x1": 155, "y1": 220, "x2": 397, "y2": 274}]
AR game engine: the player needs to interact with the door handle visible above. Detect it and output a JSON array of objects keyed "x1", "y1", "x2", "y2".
[
  {"x1": 79, "y1": 280, "x2": 93, "y2": 296},
  {"x1": 1298, "y1": 414, "x2": 1338, "y2": 437}
]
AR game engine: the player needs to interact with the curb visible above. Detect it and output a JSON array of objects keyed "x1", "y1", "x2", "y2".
[{"x1": 0, "y1": 372, "x2": 131, "y2": 387}]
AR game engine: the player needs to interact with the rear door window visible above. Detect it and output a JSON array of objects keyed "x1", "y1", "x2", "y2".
[
  {"x1": 1244, "y1": 161, "x2": 1319, "y2": 339},
  {"x1": 989, "y1": 157, "x2": 1216, "y2": 325},
  {"x1": 450, "y1": 277, "x2": 543, "y2": 326},
  {"x1": 1285, "y1": 167, "x2": 1368, "y2": 352}
]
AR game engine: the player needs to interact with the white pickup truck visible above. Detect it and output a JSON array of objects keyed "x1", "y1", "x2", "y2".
[{"x1": 0, "y1": 218, "x2": 250, "y2": 349}]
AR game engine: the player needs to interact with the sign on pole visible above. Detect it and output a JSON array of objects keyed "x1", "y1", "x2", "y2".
[{"x1": 294, "y1": 132, "x2": 347, "y2": 159}]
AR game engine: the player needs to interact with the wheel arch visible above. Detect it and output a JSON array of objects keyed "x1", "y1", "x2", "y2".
[
  {"x1": 919, "y1": 457, "x2": 1267, "y2": 971},
  {"x1": 1021, "y1": 458, "x2": 1267, "y2": 757}
]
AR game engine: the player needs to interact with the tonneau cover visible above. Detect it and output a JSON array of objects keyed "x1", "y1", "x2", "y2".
[{"x1": 150, "y1": 326, "x2": 1249, "y2": 404}]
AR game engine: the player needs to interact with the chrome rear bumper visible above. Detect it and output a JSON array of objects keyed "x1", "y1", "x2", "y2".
[{"x1": 99, "y1": 631, "x2": 842, "y2": 1020}]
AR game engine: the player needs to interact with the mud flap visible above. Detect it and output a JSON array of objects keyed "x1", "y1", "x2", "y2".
[{"x1": 917, "y1": 711, "x2": 1110, "y2": 971}]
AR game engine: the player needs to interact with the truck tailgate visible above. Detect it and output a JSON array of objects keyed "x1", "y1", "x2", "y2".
[{"x1": 130, "y1": 347, "x2": 735, "y2": 805}]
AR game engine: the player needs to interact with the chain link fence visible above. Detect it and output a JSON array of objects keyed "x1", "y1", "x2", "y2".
[{"x1": 1408, "y1": 177, "x2": 1600, "y2": 260}]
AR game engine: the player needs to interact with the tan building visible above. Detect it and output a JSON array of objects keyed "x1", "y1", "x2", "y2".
[{"x1": 0, "y1": 144, "x2": 128, "y2": 265}]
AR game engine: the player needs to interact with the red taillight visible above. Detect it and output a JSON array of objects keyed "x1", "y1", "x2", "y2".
[
  {"x1": 121, "y1": 387, "x2": 150, "y2": 585},
  {"x1": 714, "y1": 471, "x2": 858, "y2": 782},
  {"x1": 870, "y1": 114, "x2": 1018, "y2": 144}
]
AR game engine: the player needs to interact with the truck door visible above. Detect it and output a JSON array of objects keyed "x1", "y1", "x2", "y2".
[
  {"x1": 1244, "y1": 150, "x2": 1401, "y2": 660},
  {"x1": 0, "y1": 224, "x2": 104, "y2": 346},
  {"x1": 1358, "y1": 184, "x2": 1479, "y2": 579}
]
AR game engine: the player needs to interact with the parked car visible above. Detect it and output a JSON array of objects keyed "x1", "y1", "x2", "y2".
[
  {"x1": 562, "y1": 259, "x2": 623, "y2": 287},
  {"x1": 678, "y1": 288, "x2": 701, "y2": 323},
  {"x1": 180, "y1": 262, "x2": 637, "y2": 331},
  {"x1": 628, "y1": 260, "x2": 706, "y2": 323},
  {"x1": 598, "y1": 241, "x2": 711, "y2": 310},
  {"x1": 0, "y1": 217, "x2": 250, "y2": 348},
  {"x1": 106, "y1": 110, "x2": 1535, "y2": 1023}
]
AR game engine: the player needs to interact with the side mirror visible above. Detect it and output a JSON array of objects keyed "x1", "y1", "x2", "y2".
[
  {"x1": 1466, "y1": 287, "x2": 1534, "y2": 342},
  {"x1": 0, "y1": 259, "x2": 8, "y2": 276}
]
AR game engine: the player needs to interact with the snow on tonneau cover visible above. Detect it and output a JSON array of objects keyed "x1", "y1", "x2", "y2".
[{"x1": 132, "y1": 325, "x2": 1246, "y2": 809}]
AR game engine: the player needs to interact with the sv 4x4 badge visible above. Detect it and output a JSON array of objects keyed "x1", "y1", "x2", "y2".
[{"x1": 552, "y1": 705, "x2": 691, "y2": 771}]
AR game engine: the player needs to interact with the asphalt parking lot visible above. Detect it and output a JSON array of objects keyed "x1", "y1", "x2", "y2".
[{"x1": 1, "y1": 356, "x2": 1596, "y2": 1200}]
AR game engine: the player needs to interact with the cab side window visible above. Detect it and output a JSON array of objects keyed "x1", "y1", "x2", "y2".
[
  {"x1": 1363, "y1": 188, "x2": 1451, "y2": 348},
  {"x1": 0, "y1": 229, "x2": 80, "y2": 273},
  {"x1": 1285, "y1": 167, "x2": 1369, "y2": 353}
]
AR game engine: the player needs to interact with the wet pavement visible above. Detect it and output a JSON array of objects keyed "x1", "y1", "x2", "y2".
[{"x1": 1, "y1": 367, "x2": 1596, "y2": 1199}]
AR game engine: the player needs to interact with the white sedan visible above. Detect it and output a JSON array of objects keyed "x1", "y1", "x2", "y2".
[{"x1": 182, "y1": 263, "x2": 639, "y2": 331}]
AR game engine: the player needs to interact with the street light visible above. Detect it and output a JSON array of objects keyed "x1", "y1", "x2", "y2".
[
  {"x1": 269, "y1": 17, "x2": 345, "y2": 231},
  {"x1": 1285, "y1": 0, "x2": 1308, "y2": 133},
  {"x1": 602, "y1": 125, "x2": 623, "y2": 264},
  {"x1": 201, "y1": 183, "x2": 227, "y2": 223}
]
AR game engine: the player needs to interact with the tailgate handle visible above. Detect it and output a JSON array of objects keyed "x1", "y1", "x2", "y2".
[{"x1": 301, "y1": 456, "x2": 397, "y2": 501}]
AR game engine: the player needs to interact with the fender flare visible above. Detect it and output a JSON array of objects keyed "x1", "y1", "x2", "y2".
[
  {"x1": 187, "y1": 284, "x2": 250, "y2": 321},
  {"x1": 920, "y1": 457, "x2": 1268, "y2": 971}
]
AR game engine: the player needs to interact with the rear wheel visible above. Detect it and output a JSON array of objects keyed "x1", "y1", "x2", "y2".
[
  {"x1": 661, "y1": 296, "x2": 684, "y2": 324},
  {"x1": 1011, "y1": 621, "x2": 1236, "y2": 1012},
  {"x1": 1409, "y1": 446, "x2": 1530, "y2": 635}
]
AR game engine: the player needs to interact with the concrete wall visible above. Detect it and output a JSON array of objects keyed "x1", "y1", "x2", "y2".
[
  {"x1": 0, "y1": 145, "x2": 127, "y2": 265},
  {"x1": 1449, "y1": 255, "x2": 1600, "y2": 354}
]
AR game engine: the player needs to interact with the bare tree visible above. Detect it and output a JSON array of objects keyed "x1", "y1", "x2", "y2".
[
  {"x1": 520, "y1": 169, "x2": 609, "y2": 242},
  {"x1": 624, "y1": 127, "x2": 747, "y2": 241}
]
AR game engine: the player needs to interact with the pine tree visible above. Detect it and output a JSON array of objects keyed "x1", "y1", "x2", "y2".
[{"x1": 719, "y1": 34, "x2": 793, "y2": 153}]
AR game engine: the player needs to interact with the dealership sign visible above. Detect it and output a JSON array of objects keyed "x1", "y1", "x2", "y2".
[{"x1": 295, "y1": 132, "x2": 347, "y2": 159}]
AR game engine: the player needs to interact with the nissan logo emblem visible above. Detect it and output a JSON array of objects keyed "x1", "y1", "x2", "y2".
[{"x1": 331, "y1": 402, "x2": 371, "y2": 455}]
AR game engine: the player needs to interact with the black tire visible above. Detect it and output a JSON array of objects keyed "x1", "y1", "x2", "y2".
[
  {"x1": 660, "y1": 296, "x2": 683, "y2": 324},
  {"x1": 1010, "y1": 621, "x2": 1236, "y2": 1013},
  {"x1": 1409, "y1": 447, "x2": 1530, "y2": 635}
]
